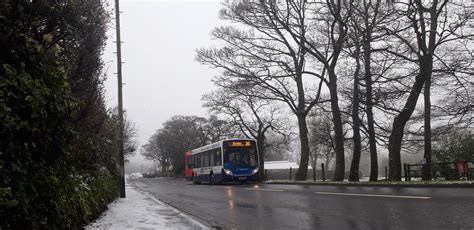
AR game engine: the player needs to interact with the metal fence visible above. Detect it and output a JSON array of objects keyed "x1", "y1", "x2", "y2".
[
  {"x1": 404, "y1": 161, "x2": 473, "y2": 181},
  {"x1": 264, "y1": 163, "x2": 361, "y2": 181}
]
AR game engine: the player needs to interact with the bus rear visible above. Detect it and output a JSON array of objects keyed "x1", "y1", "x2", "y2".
[
  {"x1": 184, "y1": 151, "x2": 193, "y2": 178},
  {"x1": 221, "y1": 139, "x2": 259, "y2": 182}
]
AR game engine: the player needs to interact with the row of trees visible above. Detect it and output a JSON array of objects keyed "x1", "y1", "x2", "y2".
[
  {"x1": 0, "y1": 0, "x2": 135, "y2": 228},
  {"x1": 140, "y1": 0, "x2": 472, "y2": 182},
  {"x1": 195, "y1": 0, "x2": 473, "y2": 181},
  {"x1": 140, "y1": 114, "x2": 290, "y2": 178}
]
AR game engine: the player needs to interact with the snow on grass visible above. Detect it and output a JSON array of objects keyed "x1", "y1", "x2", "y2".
[
  {"x1": 126, "y1": 172, "x2": 143, "y2": 179},
  {"x1": 85, "y1": 184, "x2": 208, "y2": 230},
  {"x1": 264, "y1": 179, "x2": 474, "y2": 186}
]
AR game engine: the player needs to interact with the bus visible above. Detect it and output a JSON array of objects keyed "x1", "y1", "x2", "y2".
[{"x1": 184, "y1": 139, "x2": 260, "y2": 184}]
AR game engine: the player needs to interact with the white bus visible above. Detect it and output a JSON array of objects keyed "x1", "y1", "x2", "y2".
[{"x1": 184, "y1": 139, "x2": 260, "y2": 184}]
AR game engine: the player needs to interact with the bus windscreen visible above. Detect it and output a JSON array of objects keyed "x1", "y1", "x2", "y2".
[{"x1": 224, "y1": 146, "x2": 258, "y2": 167}]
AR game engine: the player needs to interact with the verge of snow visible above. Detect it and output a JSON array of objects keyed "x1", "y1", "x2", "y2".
[
  {"x1": 126, "y1": 172, "x2": 143, "y2": 179},
  {"x1": 85, "y1": 184, "x2": 208, "y2": 230},
  {"x1": 265, "y1": 160, "x2": 313, "y2": 169},
  {"x1": 265, "y1": 179, "x2": 474, "y2": 185}
]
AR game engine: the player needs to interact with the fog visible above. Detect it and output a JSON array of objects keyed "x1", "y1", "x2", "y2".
[{"x1": 103, "y1": 0, "x2": 224, "y2": 172}]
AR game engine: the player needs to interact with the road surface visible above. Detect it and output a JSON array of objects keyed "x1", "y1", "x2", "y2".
[{"x1": 129, "y1": 177, "x2": 474, "y2": 229}]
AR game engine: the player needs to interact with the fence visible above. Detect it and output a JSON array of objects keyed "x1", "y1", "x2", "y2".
[
  {"x1": 265, "y1": 163, "x2": 361, "y2": 181},
  {"x1": 404, "y1": 161, "x2": 473, "y2": 181}
]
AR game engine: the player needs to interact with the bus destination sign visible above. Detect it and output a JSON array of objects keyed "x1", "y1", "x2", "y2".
[{"x1": 229, "y1": 141, "x2": 252, "y2": 147}]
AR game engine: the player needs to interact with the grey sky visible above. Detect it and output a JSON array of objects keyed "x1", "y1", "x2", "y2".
[{"x1": 103, "y1": 0, "x2": 224, "y2": 164}]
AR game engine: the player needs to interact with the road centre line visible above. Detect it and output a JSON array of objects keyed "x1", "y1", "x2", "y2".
[
  {"x1": 212, "y1": 186, "x2": 233, "y2": 189},
  {"x1": 314, "y1": 191, "x2": 431, "y2": 199},
  {"x1": 245, "y1": 188, "x2": 284, "y2": 192}
]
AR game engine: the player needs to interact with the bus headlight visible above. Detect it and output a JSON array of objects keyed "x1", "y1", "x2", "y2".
[
  {"x1": 252, "y1": 168, "x2": 259, "y2": 174},
  {"x1": 223, "y1": 169, "x2": 233, "y2": 175}
]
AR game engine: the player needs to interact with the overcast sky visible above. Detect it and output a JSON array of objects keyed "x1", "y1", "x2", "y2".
[{"x1": 103, "y1": 0, "x2": 225, "y2": 165}]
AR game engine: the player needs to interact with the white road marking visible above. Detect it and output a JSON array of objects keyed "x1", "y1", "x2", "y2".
[
  {"x1": 212, "y1": 186, "x2": 233, "y2": 189},
  {"x1": 314, "y1": 191, "x2": 431, "y2": 199},
  {"x1": 245, "y1": 188, "x2": 284, "y2": 192}
]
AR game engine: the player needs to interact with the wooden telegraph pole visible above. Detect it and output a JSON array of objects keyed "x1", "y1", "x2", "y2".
[{"x1": 114, "y1": 0, "x2": 125, "y2": 198}]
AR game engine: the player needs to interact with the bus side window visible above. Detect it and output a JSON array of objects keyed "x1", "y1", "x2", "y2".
[
  {"x1": 203, "y1": 152, "x2": 207, "y2": 167},
  {"x1": 207, "y1": 151, "x2": 210, "y2": 167},
  {"x1": 200, "y1": 153, "x2": 203, "y2": 168},
  {"x1": 215, "y1": 149, "x2": 221, "y2": 166},
  {"x1": 207, "y1": 151, "x2": 211, "y2": 167},
  {"x1": 197, "y1": 154, "x2": 200, "y2": 168},
  {"x1": 210, "y1": 150, "x2": 215, "y2": 167},
  {"x1": 206, "y1": 151, "x2": 211, "y2": 166},
  {"x1": 208, "y1": 151, "x2": 212, "y2": 167}
]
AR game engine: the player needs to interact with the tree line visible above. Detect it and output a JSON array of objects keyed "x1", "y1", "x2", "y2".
[
  {"x1": 0, "y1": 0, "x2": 136, "y2": 228},
  {"x1": 141, "y1": 115, "x2": 290, "y2": 179},
  {"x1": 142, "y1": 0, "x2": 472, "y2": 182}
]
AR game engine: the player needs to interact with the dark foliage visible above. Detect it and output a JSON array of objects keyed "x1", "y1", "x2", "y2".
[{"x1": 0, "y1": 0, "x2": 123, "y2": 228}]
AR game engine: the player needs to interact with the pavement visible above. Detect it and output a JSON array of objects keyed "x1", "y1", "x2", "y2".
[
  {"x1": 85, "y1": 181, "x2": 207, "y2": 230},
  {"x1": 130, "y1": 177, "x2": 474, "y2": 230}
]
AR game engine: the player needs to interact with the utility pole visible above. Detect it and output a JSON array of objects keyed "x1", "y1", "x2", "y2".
[{"x1": 114, "y1": 0, "x2": 125, "y2": 198}]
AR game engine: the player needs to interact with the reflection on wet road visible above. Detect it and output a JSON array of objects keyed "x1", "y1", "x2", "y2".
[{"x1": 130, "y1": 177, "x2": 474, "y2": 229}]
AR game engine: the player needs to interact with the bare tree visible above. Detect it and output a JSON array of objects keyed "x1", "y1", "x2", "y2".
[
  {"x1": 347, "y1": 32, "x2": 363, "y2": 181},
  {"x1": 353, "y1": 0, "x2": 393, "y2": 181},
  {"x1": 141, "y1": 115, "x2": 234, "y2": 175},
  {"x1": 141, "y1": 132, "x2": 171, "y2": 173},
  {"x1": 308, "y1": 110, "x2": 336, "y2": 170},
  {"x1": 263, "y1": 0, "x2": 355, "y2": 180},
  {"x1": 383, "y1": 0, "x2": 473, "y2": 180},
  {"x1": 197, "y1": 1, "x2": 325, "y2": 180},
  {"x1": 110, "y1": 108, "x2": 138, "y2": 161},
  {"x1": 203, "y1": 87, "x2": 291, "y2": 179},
  {"x1": 341, "y1": 0, "x2": 395, "y2": 181}
]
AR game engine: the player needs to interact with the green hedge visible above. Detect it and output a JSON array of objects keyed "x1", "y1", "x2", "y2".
[
  {"x1": 1, "y1": 169, "x2": 118, "y2": 229},
  {"x1": 0, "y1": 36, "x2": 119, "y2": 229}
]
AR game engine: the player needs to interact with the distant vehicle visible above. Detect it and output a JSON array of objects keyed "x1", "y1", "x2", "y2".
[
  {"x1": 184, "y1": 139, "x2": 260, "y2": 184},
  {"x1": 143, "y1": 171, "x2": 155, "y2": 178}
]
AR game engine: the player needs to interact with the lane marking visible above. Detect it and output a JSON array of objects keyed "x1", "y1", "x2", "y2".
[
  {"x1": 245, "y1": 188, "x2": 284, "y2": 192},
  {"x1": 314, "y1": 192, "x2": 431, "y2": 199},
  {"x1": 212, "y1": 186, "x2": 233, "y2": 189}
]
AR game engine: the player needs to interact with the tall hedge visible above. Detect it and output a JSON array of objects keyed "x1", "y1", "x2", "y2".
[{"x1": 0, "y1": 0, "x2": 120, "y2": 228}]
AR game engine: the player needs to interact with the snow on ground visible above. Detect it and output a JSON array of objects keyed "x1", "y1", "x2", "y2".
[
  {"x1": 86, "y1": 183, "x2": 208, "y2": 230},
  {"x1": 126, "y1": 172, "x2": 143, "y2": 179},
  {"x1": 265, "y1": 160, "x2": 313, "y2": 169}
]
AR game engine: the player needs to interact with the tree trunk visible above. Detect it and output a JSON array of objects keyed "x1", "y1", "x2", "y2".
[
  {"x1": 257, "y1": 135, "x2": 266, "y2": 181},
  {"x1": 296, "y1": 114, "x2": 310, "y2": 181},
  {"x1": 422, "y1": 76, "x2": 432, "y2": 180},
  {"x1": 388, "y1": 58, "x2": 432, "y2": 181},
  {"x1": 349, "y1": 47, "x2": 362, "y2": 182},
  {"x1": 363, "y1": 35, "x2": 378, "y2": 182},
  {"x1": 328, "y1": 69, "x2": 345, "y2": 181}
]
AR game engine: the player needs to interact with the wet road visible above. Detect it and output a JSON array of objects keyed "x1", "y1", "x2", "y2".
[{"x1": 129, "y1": 177, "x2": 474, "y2": 229}]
